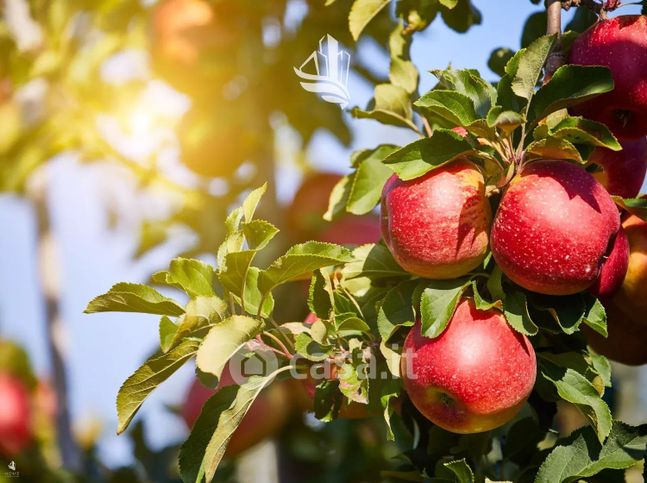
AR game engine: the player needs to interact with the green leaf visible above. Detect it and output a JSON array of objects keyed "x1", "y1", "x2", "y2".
[
  {"x1": 440, "y1": 0, "x2": 481, "y2": 34},
  {"x1": 419, "y1": 279, "x2": 469, "y2": 338},
  {"x1": 544, "y1": 116, "x2": 620, "y2": 151},
  {"x1": 338, "y1": 359, "x2": 369, "y2": 404},
  {"x1": 529, "y1": 65, "x2": 614, "y2": 124},
  {"x1": 349, "y1": 0, "x2": 391, "y2": 41},
  {"x1": 308, "y1": 269, "x2": 334, "y2": 319},
  {"x1": 347, "y1": 145, "x2": 399, "y2": 215},
  {"x1": 583, "y1": 294, "x2": 607, "y2": 337},
  {"x1": 324, "y1": 175, "x2": 353, "y2": 222},
  {"x1": 503, "y1": 289, "x2": 539, "y2": 336},
  {"x1": 258, "y1": 242, "x2": 353, "y2": 295},
  {"x1": 241, "y1": 219, "x2": 279, "y2": 250},
  {"x1": 511, "y1": 35, "x2": 556, "y2": 101},
  {"x1": 85, "y1": 283, "x2": 185, "y2": 316},
  {"x1": 295, "y1": 332, "x2": 332, "y2": 362},
  {"x1": 540, "y1": 358, "x2": 612, "y2": 443},
  {"x1": 415, "y1": 90, "x2": 477, "y2": 127},
  {"x1": 219, "y1": 251, "x2": 255, "y2": 296},
  {"x1": 525, "y1": 138, "x2": 583, "y2": 163},
  {"x1": 179, "y1": 370, "x2": 288, "y2": 483},
  {"x1": 470, "y1": 280, "x2": 502, "y2": 311},
  {"x1": 389, "y1": 23, "x2": 419, "y2": 94},
  {"x1": 342, "y1": 243, "x2": 410, "y2": 280},
  {"x1": 352, "y1": 84, "x2": 417, "y2": 131},
  {"x1": 383, "y1": 129, "x2": 473, "y2": 180},
  {"x1": 241, "y1": 267, "x2": 275, "y2": 317},
  {"x1": 117, "y1": 339, "x2": 199, "y2": 434},
  {"x1": 336, "y1": 314, "x2": 371, "y2": 337},
  {"x1": 195, "y1": 315, "x2": 265, "y2": 380},
  {"x1": 166, "y1": 258, "x2": 216, "y2": 298},
  {"x1": 159, "y1": 316, "x2": 177, "y2": 353},
  {"x1": 612, "y1": 196, "x2": 647, "y2": 221},
  {"x1": 438, "y1": 458, "x2": 474, "y2": 483},
  {"x1": 536, "y1": 422, "x2": 647, "y2": 483},
  {"x1": 534, "y1": 293, "x2": 588, "y2": 334},
  {"x1": 486, "y1": 106, "x2": 524, "y2": 133},
  {"x1": 432, "y1": 68, "x2": 497, "y2": 118},
  {"x1": 242, "y1": 184, "x2": 267, "y2": 223},
  {"x1": 377, "y1": 281, "x2": 417, "y2": 341},
  {"x1": 488, "y1": 47, "x2": 515, "y2": 77},
  {"x1": 171, "y1": 296, "x2": 228, "y2": 348}
]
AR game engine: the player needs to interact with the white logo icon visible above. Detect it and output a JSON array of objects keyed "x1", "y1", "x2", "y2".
[
  {"x1": 294, "y1": 34, "x2": 351, "y2": 109},
  {"x1": 8, "y1": 461, "x2": 15, "y2": 471}
]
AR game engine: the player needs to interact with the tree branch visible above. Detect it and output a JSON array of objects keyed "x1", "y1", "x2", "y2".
[{"x1": 544, "y1": 0, "x2": 567, "y2": 83}]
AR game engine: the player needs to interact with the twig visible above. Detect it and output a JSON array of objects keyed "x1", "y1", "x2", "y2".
[{"x1": 422, "y1": 117, "x2": 433, "y2": 137}]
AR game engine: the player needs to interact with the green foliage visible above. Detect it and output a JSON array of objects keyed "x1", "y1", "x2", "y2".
[{"x1": 179, "y1": 371, "x2": 288, "y2": 483}]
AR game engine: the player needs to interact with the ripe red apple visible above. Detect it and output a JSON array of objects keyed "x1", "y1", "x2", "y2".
[
  {"x1": 591, "y1": 138, "x2": 647, "y2": 199},
  {"x1": 590, "y1": 227, "x2": 629, "y2": 298},
  {"x1": 583, "y1": 301, "x2": 647, "y2": 366},
  {"x1": 381, "y1": 159, "x2": 492, "y2": 279},
  {"x1": 569, "y1": 15, "x2": 647, "y2": 139},
  {"x1": 608, "y1": 215, "x2": 647, "y2": 320},
  {"x1": 491, "y1": 160, "x2": 620, "y2": 295},
  {"x1": 181, "y1": 368, "x2": 290, "y2": 456},
  {"x1": 401, "y1": 298, "x2": 536, "y2": 433},
  {"x1": 0, "y1": 374, "x2": 32, "y2": 456}
]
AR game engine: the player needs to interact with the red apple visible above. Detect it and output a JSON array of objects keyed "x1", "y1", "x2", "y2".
[
  {"x1": 590, "y1": 227, "x2": 629, "y2": 298},
  {"x1": 0, "y1": 374, "x2": 32, "y2": 456},
  {"x1": 591, "y1": 138, "x2": 647, "y2": 199},
  {"x1": 491, "y1": 160, "x2": 620, "y2": 295},
  {"x1": 569, "y1": 15, "x2": 647, "y2": 139},
  {"x1": 608, "y1": 215, "x2": 647, "y2": 320},
  {"x1": 381, "y1": 159, "x2": 492, "y2": 279},
  {"x1": 181, "y1": 367, "x2": 290, "y2": 456},
  {"x1": 583, "y1": 301, "x2": 647, "y2": 366},
  {"x1": 287, "y1": 173, "x2": 343, "y2": 236},
  {"x1": 401, "y1": 298, "x2": 536, "y2": 433}
]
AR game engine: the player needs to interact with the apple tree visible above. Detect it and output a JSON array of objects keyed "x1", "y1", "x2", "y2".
[{"x1": 85, "y1": 0, "x2": 647, "y2": 482}]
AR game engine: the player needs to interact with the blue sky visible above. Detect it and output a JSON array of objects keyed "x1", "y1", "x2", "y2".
[{"x1": 0, "y1": 1, "x2": 644, "y2": 467}]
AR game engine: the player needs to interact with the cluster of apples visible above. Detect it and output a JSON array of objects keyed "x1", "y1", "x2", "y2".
[{"x1": 385, "y1": 15, "x2": 647, "y2": 434}]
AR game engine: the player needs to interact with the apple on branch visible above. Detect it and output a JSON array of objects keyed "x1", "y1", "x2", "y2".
[
  {"x1": 591, "y1": 138, "x2": 647, "y2": 199},
  {"x1": 400, "y1": 298, "x2": 536, "y2": 434},
  {"x1": 569, "y1": 15, "x2": 647, "y2": 140},
  {"x1": 381, "y1": 159, "x2": 491, "y2": 279},
  {"x1": 491, "y1": 160, "x2": 621, "y2": 295}
]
